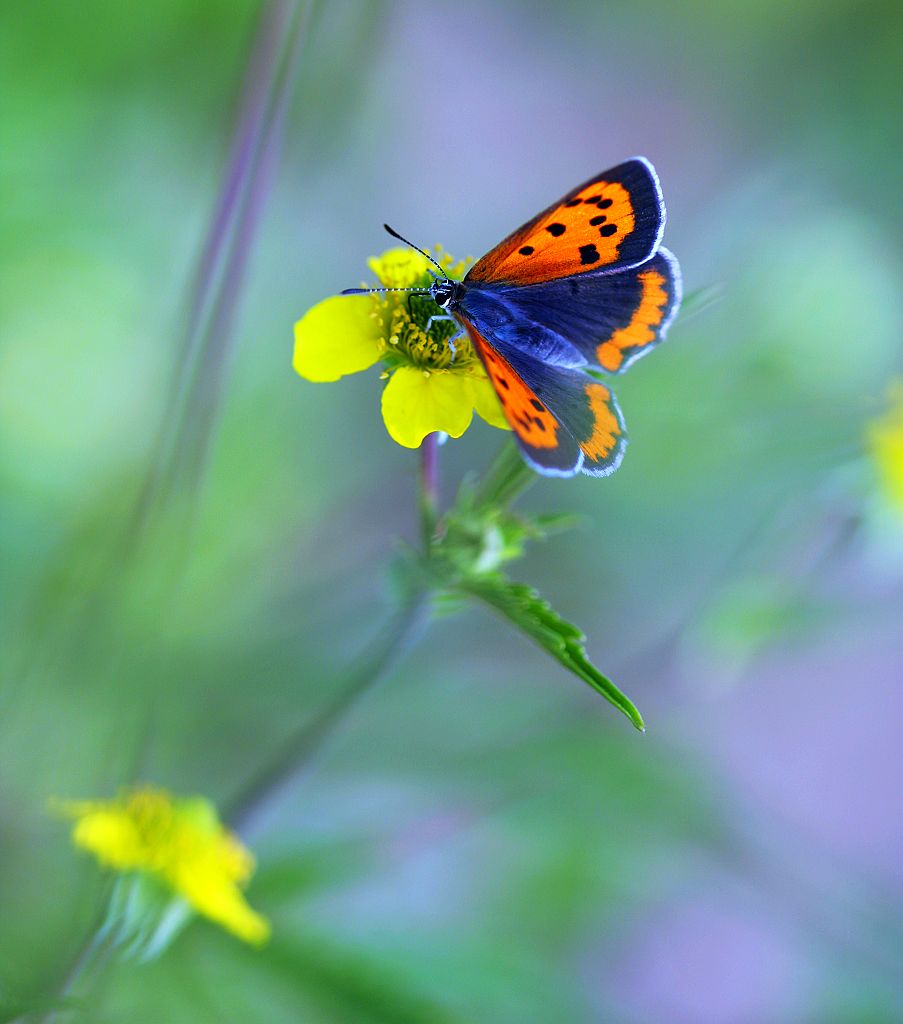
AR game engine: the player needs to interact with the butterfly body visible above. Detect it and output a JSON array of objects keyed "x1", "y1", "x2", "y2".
[
  {"x1": 354, "y1": 158, "x2": 681, "y2": 477},
  {"x1": 432, "y1": 280, "x2": 589, "y2": 369}
]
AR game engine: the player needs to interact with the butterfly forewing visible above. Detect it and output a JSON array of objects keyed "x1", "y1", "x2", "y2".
[
  {"x1": 465, "y1": 158, "x2": 664, "y2": 287},
  {"x1": 468, "y1": 247, "x2": 681, "y2": 374}
]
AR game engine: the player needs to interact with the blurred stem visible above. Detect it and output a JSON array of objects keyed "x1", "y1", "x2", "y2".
[
  {"x1": 132, "y1": 0, "x2": 314, "y2": 543},
  {"x1": 419, "y1": 432, "x2": 440, "y2": 548},
  {"x1": 227, "y1": 432, "x2": 448, "y2": 837},
  {"x1": 226, "y1": 590, "x2": 428, "y2": 839},
  {"x1": 35, "y1": 914, "x2": 114, "y2": 1024}
]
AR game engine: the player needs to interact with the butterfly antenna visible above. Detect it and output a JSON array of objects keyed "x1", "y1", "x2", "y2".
[
  {"x1": 340, "y1": 285, "x2": 431, "y2": 296},
  {"x1": 383, "y1": 224, "x2": 449, "y2": 280}
]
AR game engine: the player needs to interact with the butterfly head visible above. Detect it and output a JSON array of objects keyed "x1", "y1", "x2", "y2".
[
  {"x1": 342, "y1": 224, "x2": 463, "y2": 312},
  {"x1": 430, "y1": 278, "x2": 461, "y2": 310}
]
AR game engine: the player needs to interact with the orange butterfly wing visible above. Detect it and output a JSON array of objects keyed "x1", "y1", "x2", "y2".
[
  {"x1": 467, "y1": 247, "x2": 682, "y2": 377},
  {"x1": 465, "y1": 158, "x2": 664, "y2": 287},
  {"x1": 467, "y1": 324, "x2": 582, "y2": 475},
  {"x1": 594, "y1": 251, "x2": 678, "y2": 372},
  {"x1": 466, "y1": 323, "x2": 626, "y2": 477}
]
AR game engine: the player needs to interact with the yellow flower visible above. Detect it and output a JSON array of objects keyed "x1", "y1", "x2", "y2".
[
  {"x1": 56, "y1": 786, "x2": 269, "y2": 946},
  {"x1": 868, "y1": 380, "x2": 903, "y2": 514},
  {"x1": 293, "y1": 247, "x2": 509, "y2": 448}
]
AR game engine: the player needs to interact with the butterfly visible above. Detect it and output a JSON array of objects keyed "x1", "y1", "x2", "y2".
[{"x1": 345, "y1": 158, "x2": 681, "y2": 477}]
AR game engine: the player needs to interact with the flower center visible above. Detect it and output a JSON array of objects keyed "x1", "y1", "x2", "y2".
[
  {"x1": 369, "y1": 247, "x2": 476, "y2": 373},
  {"x1": 386, "y1": 293, "x2": 474, "y2": 371}
]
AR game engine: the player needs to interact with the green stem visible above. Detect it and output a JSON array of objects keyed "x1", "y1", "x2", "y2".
[
  {"x1": 229, "y1": 432, "x2": 446, "y2": 837},
  {"x1": 35, "y1": 915, "x2": 113, "y2": 1024},
  {"x1": 225, "y1": 591, "x2": 429, "y2": 838},
  {"x1": 475, "y1": 438, "x2": 537, "y2": 511}
]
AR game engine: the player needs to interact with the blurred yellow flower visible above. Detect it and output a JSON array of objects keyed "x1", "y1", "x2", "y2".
[
  {"x1": 56, "y1": 786, "x2": 269, "y2": 946},
  {"x1": 293, "y1": 247, "x2": 508, "y2": 448},
  {"x1": 868, "y1": 381, "x2": 903, "y2": 513}
]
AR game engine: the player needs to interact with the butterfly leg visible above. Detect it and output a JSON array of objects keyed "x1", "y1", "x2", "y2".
[
  {"x1": 445, "y1": 328, "x2": 463, "y2": 361},
  {"x1": 425, "y1": 314, "x2": 456, "y2": 332},
  {"x1": 447, "y1": 325, "x2": 464, "y2": 360},
  {"x1": 424, "y1": 315, "x2": 462, "y2": 360}
]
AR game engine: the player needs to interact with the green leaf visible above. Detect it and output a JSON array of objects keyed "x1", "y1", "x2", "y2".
[
  {"x1": 456, "y1": 573, "x2": 645, "y2": 731},
  {"x1": 528, "y1": 512, "x2": 583, "y2": 536},
  {"x1": 435, "y1": 489, "x2": 579, "y2": 580},
  {"x1": 677, "y1": 282, "x2": 723, "y2": 321},
  {"x1": 259, "y1": 932, "x2": 467, "y2": 1024}
]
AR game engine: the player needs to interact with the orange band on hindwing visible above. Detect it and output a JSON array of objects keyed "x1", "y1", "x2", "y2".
[
  {"x1": 595, "y1": 268, "x2": 669, "y2": 372},
  {"x1": 580, "y1": 383, "x2": 622, "y2": 463}
]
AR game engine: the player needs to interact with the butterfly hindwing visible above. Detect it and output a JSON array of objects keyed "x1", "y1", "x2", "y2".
[
  {"x1": 469, "y1": 247, "x2": 681, "y2": 374},
  {"x1": 465, "y1": 322, "x2": 627, "y2": 478},
  {"x1": 466, "y1": 323, "x2": 583, "y2": 476},
  {"x1": 465, "y1": 158, "x2": 664, "y2": 287},
  {"x1": 591, "y1": 247, "x2": 681, "y2": 372}
]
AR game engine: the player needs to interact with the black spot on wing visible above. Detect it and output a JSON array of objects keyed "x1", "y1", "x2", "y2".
[
  {"x1": 546, "y1": 222, "x2": 566, "y2": 236},
  {"x1": 590, "y1": 215, "x2": 607, "y2": 226},
  {"x1": 599, "y1": 223, "x2": 617, "y2": 237},
  {"x1": 518, "y1": 245, "x2": 534, "y2": 256},
  {"x1": 579, "y1": 243, "x2": 600, "y2": 265}
]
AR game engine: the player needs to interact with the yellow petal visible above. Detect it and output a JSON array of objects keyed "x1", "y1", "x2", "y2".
[
  {"x1": 368, "y1": 247, "x2": 430, "y2": 288},
  {"x1": 381, "y1": 367, "x2": 476, "y2": 448},
  {"x1": 293, "y1": 295, "x2": 382, "y2": 383},
  {"x1": 472, "y1": 375, "x2": 511, "y2": 431},
  {"x1": 70, "y1": 809, "x2": 148, "y2": 870},
  {"x1": 55, "y1": 788, "x2": 270, "y2": 946},
  {"x1": 168, "y1": 858, "x2": 270, "y2": 946}
]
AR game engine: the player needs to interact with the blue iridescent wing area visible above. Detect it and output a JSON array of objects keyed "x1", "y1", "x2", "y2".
[
  {"x1": 463, "y1": 248, "x2": 681, "y2": 374},
  {"x1": 464, "y1": 321, "x2": 627, "y2": 478},
  {"x1": 465, "y1": 158, "x2": 665, "y2": 287}
]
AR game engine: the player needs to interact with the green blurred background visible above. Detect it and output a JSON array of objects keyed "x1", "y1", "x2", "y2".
[{"x1": 2, "y1": 1, "x2": 903, "y2": 1021}]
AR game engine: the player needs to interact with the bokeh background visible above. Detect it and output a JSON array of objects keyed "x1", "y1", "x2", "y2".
[{"x1": 2, "y1": 1, "x2": 903, "y2": 1021}]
